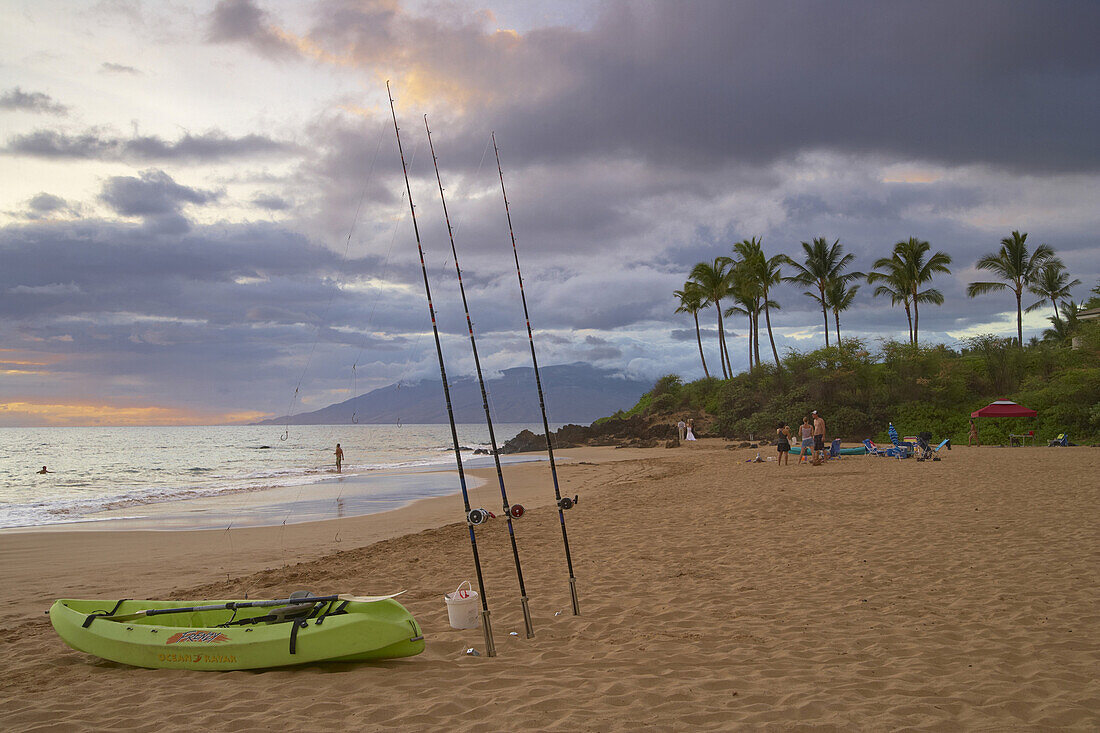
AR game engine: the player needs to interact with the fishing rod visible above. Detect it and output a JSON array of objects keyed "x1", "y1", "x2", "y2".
[
  {"x1": 491, "y1": 132, "x2": 580, "y2": 616},
  {"x1": 387, "y1": 82, "x2": 496, "y2": 656},
  {"x1": 424, "y1": 115, "x2": 534, "y2": 639}
]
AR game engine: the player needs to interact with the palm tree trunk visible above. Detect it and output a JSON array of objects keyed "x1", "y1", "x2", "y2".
[
  {"x1": 764, "y1": 299, "x2": 781, "y2": 370},
  {"x1": 752, "y1": 307, "x2": 761, "y2": 367},
  {"x1": 720, "y1": 306, "x2": 732, "y2": 376},
  {"x1": 820, "y1": 283, "x2": 830, "y2": 348},
  {"x1": 1050, "y1": 297, "x2": 1061, "y2": 325},
  {"x1": 913, "y1": 294, "x2": 920, "y2": 345},
  {"x1": 834, "y1": 310, "x2": 841, "y2": 346},
  {"x1": 1015, "y1": 290, "x2": 1023, "y2": 347},
  {"x1": 693, "y1": 312, "x2": 710, "y2": 378},
  {"x1": 716, "y1": 305, "x2": 729, "y2": 378},
  {"x1": 904, "y1": 302, "x2": 913, "y2": 344}
]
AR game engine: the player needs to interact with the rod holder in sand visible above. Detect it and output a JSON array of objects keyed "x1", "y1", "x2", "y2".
[{"x1": 481, "y1": 608, "x2": 496, "y2": 657}]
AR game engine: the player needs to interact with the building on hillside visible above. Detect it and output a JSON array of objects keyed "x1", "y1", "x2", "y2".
[{"x1": 1071, "y1": 306, "x2": 1100, "y2": 349}]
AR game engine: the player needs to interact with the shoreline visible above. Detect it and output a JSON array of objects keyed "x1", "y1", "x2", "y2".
[
  {"x1": 0, "y1": 454, "x2": 548, "y2": 533},
  {"x1": 3, "y1": 442, "x2": 1098, "y2": 730}
]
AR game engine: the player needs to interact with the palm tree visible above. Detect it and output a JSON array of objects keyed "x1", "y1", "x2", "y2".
[
  {"x1": 896, "y1": 237, "x2": 951, "y2": 343},
  {"x1": 755, "y1": 248, "x2": 786, "y2": 370},
  {"x1": 674, "y1": 282, "x2": 710, "y2": 378},
  {"x1": 730, "y1": 239, "x2": 765, "y2": 368},
  {"x1": 866, "y1": 255, "x2": 914, "y2": 343},
  {"x1": 824, "y1": 279, "x2": 860, "y2": 346},
  {"x1": 690, "y1": 258, "x2": 734, "y2": 378},
  {"x1": 966, "y1": 231, "x2": 1056, "y2": 347},
  {"x1": 782, "y1": 238, "x2": 862, "y2": 348},
  {"x1": 1026, "y1": 260, "x2": 1080, "y2": 325},
  {"x1": 1043, "y1": 300, "x2": 1080, "y2": 345}
]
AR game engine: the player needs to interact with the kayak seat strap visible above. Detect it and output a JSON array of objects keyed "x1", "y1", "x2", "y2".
[
  {"x1": 82, "y1": 599, "x2": 130, "y2": 628},
  {"x1": 314, "y1": 600, "x2": 348, "y2": 627},
  {"x1": 289, "y1": 619, "x2": 309, "y2": 654}
]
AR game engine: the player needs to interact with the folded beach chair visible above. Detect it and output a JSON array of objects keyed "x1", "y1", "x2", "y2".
[
  {"x1": 862, "y1": 438, "x2": 887, "y2": 457},
  {"x1": 1047, "y1": 433, "x2": 1069, "y2": 447},
  {"x1": 887, "y1": 423, "x2": 912, "y2": 459},
  {"x1": 827, "y1": 438, "x2": 841, "y2": 459}
]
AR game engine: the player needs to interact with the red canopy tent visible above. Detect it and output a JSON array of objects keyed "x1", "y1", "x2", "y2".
[{"x1": 971, "y1": 400, "x2": 1038, "y2": 418}]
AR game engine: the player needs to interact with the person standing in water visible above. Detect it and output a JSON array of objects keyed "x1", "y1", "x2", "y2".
[
  {"x1": 37, "y1": 466, "x2": 51, "y2": 474},
  {"x1": 334, "y1": 443, "x2": 344, "y2": 473}
]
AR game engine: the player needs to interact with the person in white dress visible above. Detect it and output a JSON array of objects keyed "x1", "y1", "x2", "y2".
[{"x1": 685, "y1": 419, "x2": 696, "y2": 441}]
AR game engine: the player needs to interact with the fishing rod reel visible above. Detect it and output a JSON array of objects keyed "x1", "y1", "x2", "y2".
[
  {"x1": 557, "y1": 495, "x2": 579, "y2": 511},
  {"x1": 508, "y1": 504, "x2": 525, "y2": 519},
  {"x1": 467, "y1": 508, "x2": 494, "y2": 526}
]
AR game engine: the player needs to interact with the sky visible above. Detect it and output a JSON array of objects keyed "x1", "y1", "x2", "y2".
[{"x1": 2, "y1": 0, "x2": 1099, "y2": 427}]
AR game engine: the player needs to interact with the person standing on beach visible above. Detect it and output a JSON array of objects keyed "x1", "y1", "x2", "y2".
[
  {"x1": 677, "y1": 419, "x2": 686, "y2": 441},
  {"x1": 812, "y1": 410, "x2": 826, "y2": 466},
  {"x1": 968, "y1": 419, "x2": 979, "y2": 447},
  {"x1": 334, "y1": 443, "x2": 344, "y2": 473},
  {"x1": 776, "y1": 423, "x2": 791, "y2": 466},
  {"x1": 685, "y1": 419, "x2": 696, "y2": 441},
  {"x1": 798, "y1": 417, "x2": 814, "y2": 464}
]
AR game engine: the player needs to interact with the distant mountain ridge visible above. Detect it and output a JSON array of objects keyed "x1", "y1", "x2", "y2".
[{"x1": 255, "y1": 363, "x2": 650, "y2": 425}]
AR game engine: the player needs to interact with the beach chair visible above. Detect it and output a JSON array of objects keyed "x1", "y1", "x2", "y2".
[
  {"x1": 887, "y1": 423, "x2": 912, "y2": 459},
  {"x1": 862, "y1": 438, "x2": 887, "y2": 457},
  {"x1": 827, "y1": 438, "x2": 841, "y2": 460},
  {"x1": 930, "y1": 438, "x2": 950, "y2": 456},
  {"x1": 1047, "y1": 433, "x2": 1068, "y2": 447}
]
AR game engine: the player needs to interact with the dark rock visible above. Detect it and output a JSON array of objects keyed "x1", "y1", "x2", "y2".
[
  {"x1": 665, "y1": 439, "x2": 680, "y2": 448},
  {"x1": 500, "y1": 430, "x2": 544, "y2": 454},
  {"x1": 738, "y1": 441, "x2": 752, "y2": 448}
]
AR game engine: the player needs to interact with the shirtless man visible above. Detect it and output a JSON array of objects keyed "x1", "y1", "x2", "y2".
[
  {"x1": 37, "y1": 466, "x2": 51, "y2": 474},
  {"x1": 334, "y1": 443, "x2": 344, "y2": 473},
  {"x1": 812, "y1": 410, "x2": 826, "y2": 465}
]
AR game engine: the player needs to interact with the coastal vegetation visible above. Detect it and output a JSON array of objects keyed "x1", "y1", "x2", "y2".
[
  {"x1": 651, "y1": 234, "x2": 1100, "y2": 445},
  {"x1": 609, "y1": 331, "x2": 1100, "y2": 446}
]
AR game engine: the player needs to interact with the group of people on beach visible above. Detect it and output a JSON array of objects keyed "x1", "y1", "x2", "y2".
[
  {"x1": 676, "y1": 419, "x2": 696, "y2": 442},
  {"x1": 775, "y1": 410, "x2": 827, "y2": 466}
]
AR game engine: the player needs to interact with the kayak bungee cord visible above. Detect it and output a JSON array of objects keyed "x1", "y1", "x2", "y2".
[
  {"x1": 424, "y1": 115, "x2": 535, "y2": 639},
  {"x1": 387, "y1": 82, "x2": 496, "y2": 657},
  {"x1": 492, "y1": 132, "x2": 581, "y2": 616}
]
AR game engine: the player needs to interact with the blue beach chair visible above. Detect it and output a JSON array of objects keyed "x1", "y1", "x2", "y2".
[
  {"x1": 863, "y1": 438, "x2": 887, "y2": 456},
  {"x1": 1048, "y1": 433, "x2": 1069, "y2": 447}
]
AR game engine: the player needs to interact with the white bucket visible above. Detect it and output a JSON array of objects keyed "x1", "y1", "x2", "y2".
[{"x1": 444, "y1": 581, "x2": 480, "y2": 629}]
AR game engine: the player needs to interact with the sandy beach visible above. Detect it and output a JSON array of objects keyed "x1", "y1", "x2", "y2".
[{"x1": 1, "y1": 442, "x2": 1098, "y2": 731}]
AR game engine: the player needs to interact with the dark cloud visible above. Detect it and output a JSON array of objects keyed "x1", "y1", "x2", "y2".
[
  {"x1": 27, "y1": 193, "x2": 68, "y2": 214},
  {"x1": 5, "y1": 129, "x2": 296, "y2": 162},
  {"x1": 99, "y1": 170, "x2": 221, "y2": 233},
  {"x1": 0, "y1": 87, "x2": 68, "y2": 115},
  {"x1": 252, "y1": 193, "x2": 291, "y2": 210},
  {"x1": 207, "y1": 0, "x2": 298, "y2": 58},
  {"x1": 279, "y1": 1, "x2": 1100, "y2": 174},
  {"x1": 100, "y1": 170, "x2": 219, "y2": 216},
  {"x1": 100, "y1": 62, "x2": 141, "y2": 74}
]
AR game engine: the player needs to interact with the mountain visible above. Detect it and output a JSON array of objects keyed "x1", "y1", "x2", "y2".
[{"x1": 255, "y1": 363, "x2": 652, "y2": 425}]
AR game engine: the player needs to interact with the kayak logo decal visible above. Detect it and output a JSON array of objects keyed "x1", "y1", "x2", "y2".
[{"x1": 166, "y1": 630, "x2": 230, "y2": 645}]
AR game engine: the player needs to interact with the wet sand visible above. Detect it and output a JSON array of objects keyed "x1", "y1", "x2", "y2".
[{"x1": 1, "y1": 442, "x2": 1098, "y2": 730}]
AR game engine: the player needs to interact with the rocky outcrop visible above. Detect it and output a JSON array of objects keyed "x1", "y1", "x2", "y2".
[{"x1": 501, "y1": 416, "x2": 686, "y2": 453}]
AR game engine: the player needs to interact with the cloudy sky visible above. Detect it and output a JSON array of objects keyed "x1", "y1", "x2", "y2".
[{"x1": 2, "y1": 0, "x2": 1098, "y2": 426}]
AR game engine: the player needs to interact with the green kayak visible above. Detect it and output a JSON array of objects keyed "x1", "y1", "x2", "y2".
[{"x1": 50, "y1": 594, "x2": 425, "y2": 670}]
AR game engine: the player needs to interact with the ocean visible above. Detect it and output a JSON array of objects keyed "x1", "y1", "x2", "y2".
[{"x1": 0, "y1": 424, "x2": 554, "y2": 530}]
